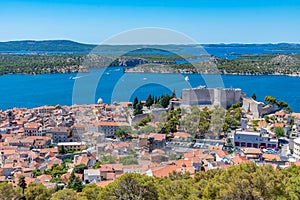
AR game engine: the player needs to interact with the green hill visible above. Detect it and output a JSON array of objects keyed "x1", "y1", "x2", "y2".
[{"x1": 0, "y1": 40, "x2": 97, "y2": 52}]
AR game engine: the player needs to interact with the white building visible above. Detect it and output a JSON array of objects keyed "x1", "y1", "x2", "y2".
[
  {"x1": 57, "y1": 142, "x2": 86, "y2": 151},
  {"x1": 230, "y1": 129, "x2": 278, "y2": 149},
  {"x1": 84, "y1": 169, "x2": 101, "y2": 184},
  {"x1": 293, "y1": 137, "x2": 300, "y2": 160},
  {"x1": 123, "y1": 165, "x2": 143, "y2": 174}
]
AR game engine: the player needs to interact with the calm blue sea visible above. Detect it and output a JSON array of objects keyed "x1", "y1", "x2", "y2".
[{"x1": 0, "y1": 67, "x2": 299, "y2": 112}]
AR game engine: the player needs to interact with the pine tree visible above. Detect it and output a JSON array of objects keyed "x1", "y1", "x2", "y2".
[
  {"x1": 145, "y1": 94, "x2": 154, "y2": 108},
  {"x1": 251, "y1": 93, "x2": 257, "y2": 100},
  {"x1": 171, "y1": 89, "x2": 176, "y2": 98},
  {"x1": 58, "y1": 145, "x2": 65, "y2": 154},
  {"x1": 154, "y1": 96, "x2": 158, "y2": 104},
  {"x1": 133, "y1": 97, "x2": 139, "y2": 109},
  {"x1": 67, "y1": 171, "x2": 84, "y2": 192},
  {"x1": 18, "y1": 175, "x2": 27, "y2": 195},
  {"x1": 133, "y1": 103, "x2": 143, "y2": 116}
]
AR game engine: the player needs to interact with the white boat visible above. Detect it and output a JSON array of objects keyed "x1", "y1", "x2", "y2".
[
  {"x1": 185, "y1": 76, "x2": 189, "y2": 81},
  {"x1": 69, "y1": 76, "x2": 77, "y2": 80},
  {"x1": 69, "y1": 76, "x2": 80, "y2": 80}
]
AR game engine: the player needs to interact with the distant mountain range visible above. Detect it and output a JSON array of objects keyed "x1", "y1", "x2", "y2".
[
  {"x1": 0, "y1": 40, "x2": 97, "y2": 51},
  {"x1": 0, "y1": 40, "x2": 300, "y2": 52}
]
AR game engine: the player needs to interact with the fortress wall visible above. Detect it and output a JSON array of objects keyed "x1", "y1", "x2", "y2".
[
  {"x1": 223, "y1": 89, "x2": 242, "y2": 108},
  {"x1": 182, "y1": 88, "x2": 213, "y2": 106},
  {"x1": 261, "y1": 105, "x2": 279, "y2": 116},
  {"x1": 182, "y1": 89, "x2": 191, "y2": 105},
  {"x1": 242, "y1": 97, "x2": 263, "y2": 118},
  {"x1": 131, "y1": 113, "x2": 148, "y2": 125},
  {"x1": 182, "y1": 87, "x2": 242, "y2": 108},
  {"x1": 151, "y1": 108, "x2": 167, "y2": 122}
]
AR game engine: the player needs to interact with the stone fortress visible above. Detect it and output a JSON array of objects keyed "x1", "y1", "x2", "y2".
[
  {"x1": 170, "y1": 86, "x2": 278, "y2": 118},
  {"x1": 181, "y1": 86, "x2": 242, "y2": 109}
]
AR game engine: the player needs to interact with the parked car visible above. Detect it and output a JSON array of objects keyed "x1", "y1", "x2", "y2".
[
  {"x1": 263, "y1": 148, "x2": 276, "y2": 154},
  {"x1": 233, "y1": 147, "x2": 240, "y2": 151}
]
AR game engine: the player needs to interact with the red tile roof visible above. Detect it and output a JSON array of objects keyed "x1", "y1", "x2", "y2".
[
  {"x1": 231, "y1": 155, "x2": 251, "y2": 165},
  {"x1": 60, "y1": 173, "x2": 82, "y2": 184},
  {"x1": 262, "y1": 153, "x2": 281, "y2": 161},
  {"x1": 94, "y1": 121, "x2": 119, "y2": 126},
  {"x1": 99, "y1": 164, "x2": 123, "y2": 172},
  {"x1": 36, "y1": 174, "x2": 52, "y2": 182},
  {"x1": 148, "y1": 133, "x2": 166, "y2": 141},
  {"x1": 173, "y1": 132, "x2": 191, "y2": 138},
  {"x1": 95, "y1": 180, "x2": 114, "y2": 187},
  {"x1": 275, "y1": 111, "x2": 286, "y2": 117},
  {"x1": 215, "y1": 150, "x2": 229, "y2": 158},
  {"x1": 112, "y1": 142, "x2": 130, "y2": 149},
  {"x1": 24, "y1": 122, "x2": 40, "y2": 129},
  {"x1": 151, "y1": 165, "x2": 179, "y2": 177},
  {"x1": 274, "y1": 123, "x2": 284, "y2": 128},
  {"x1": 74, "y1": 154, "x2": 89, "y2": 166}
]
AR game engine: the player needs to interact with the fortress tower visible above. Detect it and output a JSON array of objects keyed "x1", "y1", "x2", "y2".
[{"x1": 181, "y1": 86, "x2": 242, "y2": 108}]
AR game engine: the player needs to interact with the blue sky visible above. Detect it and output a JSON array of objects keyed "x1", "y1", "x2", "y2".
[{"x1": 0, "y1": 0, "x2": 299, "y2": 44}]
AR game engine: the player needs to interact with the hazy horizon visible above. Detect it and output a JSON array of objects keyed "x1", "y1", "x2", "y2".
[
  {"x1": 1, "y1": 0, "x2": 299, "y2": 44},
  {"x1": 1, "y1": 39, "x2": 300, "y2": 45}
]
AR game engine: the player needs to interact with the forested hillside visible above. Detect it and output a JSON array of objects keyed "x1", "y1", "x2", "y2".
[{"x1": 2, "y1": 163, "x2": 300, "y2": 200}]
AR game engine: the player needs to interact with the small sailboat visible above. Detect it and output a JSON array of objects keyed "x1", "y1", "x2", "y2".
[
  {"x1": 69, "y1": 76, "x2": 80, "y2": 80},
  {"x1": 185, "y1": 76, "x2": 189, "y2": 81}
]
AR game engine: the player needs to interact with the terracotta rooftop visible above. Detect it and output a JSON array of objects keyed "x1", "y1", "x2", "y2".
[
  {"x1": 274, "y1": 123, "x2": 285, "y2": 128},
  {"x1": 215, "y1": 150, "x2": 229, "y2": 158},
  {"x1": 24, "y1": 122, "x2": 40, "y2": 129},
  {"x1": 173, "y1": 132, "x2": 191, "y2": 138},
  {"x1": 60, "y1": 173, "x2": 83, "y2": 184},
  {"x1": 112, "y1": 142, "x2": 131, "y2": 149},
  {"x1": 36, "y1": 174, "x2": 52, "y2": 182},
  {"x1": 231, "y1": 155, "x2": 251, "y2": 165},
  {"x1": 242, "y1": 148, "x2": 262, "y2": 155},
  {"x1": 275, "y1": 111, "x2": 286, "y2": 117},
  {"x1": 95, "y1": 180, "x2": 114, "y2": 187},
  {"x1": 147, "y1": 133, "x2": 166, "y2": 141},
  {"x1": 96, "y1": 121, "x2": 119, "y2": 126},
  {"x1": 99, "y1": 164, "x2": 123, "y2": 172},
  {"x1": 151, "y1": 165, "x2": 179, "y2": 178},
  {"x1": 74, "y1": 154, "x2": 89, "y2": 166},
  {"x1": 262, "y1": 153, "x2": 281, "y2": 161},
  {"x1": 292, "y1": 113, "x2": 300, "y2": 119}
]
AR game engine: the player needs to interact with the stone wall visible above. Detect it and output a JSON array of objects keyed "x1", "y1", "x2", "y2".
[
  {"x1": 131, "y1": 113, "x2": 148, "y2": 125},
  {"x1": 242, "y1": 97, "x2": 264, "y2": 118},
  {"x1": 151, "y1": 108, "x2": 168, "y2": 122},
  {"x1": 182, "y1": 87, "x2": 242, "y2": 108},
  {"x1": 242, "y1": 97, "x2": 279, "y2": 118}
]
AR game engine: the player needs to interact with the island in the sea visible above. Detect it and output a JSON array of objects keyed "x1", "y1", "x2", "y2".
[{"x1": 1, "y1": 40, "x2": 300, "y2": 76}]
